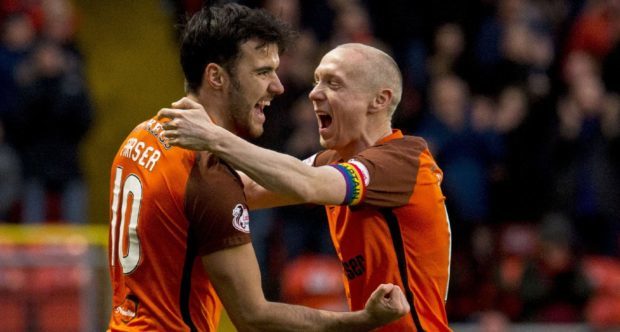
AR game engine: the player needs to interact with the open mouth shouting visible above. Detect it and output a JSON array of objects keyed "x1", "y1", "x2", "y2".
[
  {"x1": 253, "y1": 99, "x2": 271, "y2": 123},
  {"x1": 316, "y1": 111, "x2": 333, "y2": 132}
]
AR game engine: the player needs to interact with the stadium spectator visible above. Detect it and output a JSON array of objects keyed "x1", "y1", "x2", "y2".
[
  {"x1": 491, "y1": 85, "x2": 552, "y2": 222},
  {"x1": 159, "y1": 42, "x2": 452, "y2": 331},
  {"x1": 551, "y1": 60, "x2": 620, "y2": 256},
  {"x1": 40, "y1": 0, "x2": 82, "y2": 58},
  {"x1": 0, "y1": 11, "x2": 35, "y2": 147},
  {"x1": 108, "y1": 4, "x2": 408, "y2": 331},
  {"x1": 426, "y1": 23, "x2": 472, "y2": 83},
  {"x1": 13, "y1": 40, "x2": 92, "y2": 223},
  {"x1": 415, "y1": 75, "x2": 502, "y2": 252}
]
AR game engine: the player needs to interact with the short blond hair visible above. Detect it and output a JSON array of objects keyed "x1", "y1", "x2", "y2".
[{"x1": 336, "y1": 43, "x2": 403, "y2": 116}]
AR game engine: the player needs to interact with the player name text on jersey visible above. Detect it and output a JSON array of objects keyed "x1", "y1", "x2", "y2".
[{"x1": 120, "y1": 138, "x2": 161, "y2": 172}]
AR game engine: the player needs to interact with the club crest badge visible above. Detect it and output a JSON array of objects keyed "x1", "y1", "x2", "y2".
[{"x1": 232, "y1": 204, "x2": 250, "y2": 233}]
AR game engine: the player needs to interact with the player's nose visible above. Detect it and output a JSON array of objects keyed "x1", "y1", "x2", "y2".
[
  {"x1": 308, "y1": 84, "x2": 324, "y2": 101},
  {"x1": 269, "y1": 74, "x2": 284, "y2": 95}
]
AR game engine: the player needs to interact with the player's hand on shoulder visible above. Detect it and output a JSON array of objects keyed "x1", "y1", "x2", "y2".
[
  {"x1": 157, "y1": 97, "x2": 217, "y2": 151},
  {"x1": 364, "y1": 283, "x2": 410, "y2": 325}
]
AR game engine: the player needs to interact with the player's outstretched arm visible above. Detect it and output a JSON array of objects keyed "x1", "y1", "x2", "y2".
[
  {"x1": 237, "y1": 171, "x2": 301, "y2": 210},
  {"x1": 203, "y1": 243, "x2": 409, "y2": 331},
  {"x1": 158, "y1": 97, "x2": 348, "y2": 206}
]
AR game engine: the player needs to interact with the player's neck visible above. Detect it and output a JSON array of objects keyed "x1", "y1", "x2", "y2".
[
  {"x1": 188, "y1": 92, "x2": 234, "y2": 132},
  {"x1": 336, "y1": 126, "x2": 393, "y2": 161}
]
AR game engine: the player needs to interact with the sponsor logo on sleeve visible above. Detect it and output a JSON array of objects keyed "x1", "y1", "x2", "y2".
[{"x1": 232, "y1": 204, "x2": 250, "y2": 233}]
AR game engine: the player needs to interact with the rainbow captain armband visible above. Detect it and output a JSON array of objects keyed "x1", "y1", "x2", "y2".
[{"x1": 330, "y1": 160, "x2": 369, "y2": 206}]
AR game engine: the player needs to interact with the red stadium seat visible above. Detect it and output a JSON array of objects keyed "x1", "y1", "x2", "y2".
[
  {"x1": 583, "y1": 256, "x2": 620, "y2": 328},
  {"x1": 281, "y1": 254, "x2": 348, "y2": 311}
]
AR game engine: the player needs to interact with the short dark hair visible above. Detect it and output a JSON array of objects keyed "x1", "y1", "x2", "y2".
[{"x1": 180, "y1": 3, "x2": 295, "y2": 93}]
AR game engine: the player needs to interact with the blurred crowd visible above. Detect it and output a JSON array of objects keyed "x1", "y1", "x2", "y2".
[
  {"x1": 0, "y1": 0, "x2": 93, "y2": 224},
  {"x1": 2, "y1": 0, "x2": 619, "y2": 328},
  {"x1": 169, "y1": 0, "x2": 620, "y2": 327}
]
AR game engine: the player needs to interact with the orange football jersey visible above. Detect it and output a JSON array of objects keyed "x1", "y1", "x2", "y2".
[
  {"x1": 107, "y1": 117, "x2": 252, "y2": 331},
  {"x1": 312, "y1": 130, "x2": 452, "y2": 332}
]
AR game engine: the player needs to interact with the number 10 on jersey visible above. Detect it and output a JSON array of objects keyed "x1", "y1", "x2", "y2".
[{"x1": 110, "y1": 166, "x2": 143, "y2": 274}]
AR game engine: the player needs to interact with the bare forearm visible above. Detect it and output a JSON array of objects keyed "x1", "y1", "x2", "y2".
[
  {"x1": 243, "y1": 302, "x2": 378, "y2": 332},
  {"x1": 203, "y1": 239, "x2": 408, "y2": 332},
  {"x1": 241, "y1": 173, "x2": 301, "y2": 210},
  {"x1": 208, "y1": 126, "x2": 343, "y2": 205}
]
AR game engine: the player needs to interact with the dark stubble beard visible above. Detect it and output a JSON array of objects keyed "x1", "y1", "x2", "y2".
[{"x1": 227, "y1": 75, "x2": 254, "y2": 139}]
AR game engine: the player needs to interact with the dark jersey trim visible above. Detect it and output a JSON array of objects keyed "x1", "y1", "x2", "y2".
[
  {"x1": 381, "y1": 208, "x2": 426, "y2": 332},
  {"x1": 180, "y1": 234, "x2": 198, "y2": 332}
]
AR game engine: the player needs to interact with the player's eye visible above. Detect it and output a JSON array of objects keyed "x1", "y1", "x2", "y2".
[{"x1": 328, "y1": 80, "x2": 341, "y2": 88}]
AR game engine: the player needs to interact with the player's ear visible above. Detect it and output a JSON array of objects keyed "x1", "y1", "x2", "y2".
[
  {"x1": 369, "y1": 88, "x2": 393, "y2": 113},
  {"x1": 204, "y1": 63, "x2": 226, "y2": 90}
]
